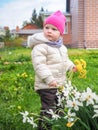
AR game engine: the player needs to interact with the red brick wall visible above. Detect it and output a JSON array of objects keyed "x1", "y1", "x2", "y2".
[
  {"x1": 84, "y1": 0, "x2": 98, "y2": 48},
  {"x1": 70, "y1": 0, "x2": 98, "y2": 48}
]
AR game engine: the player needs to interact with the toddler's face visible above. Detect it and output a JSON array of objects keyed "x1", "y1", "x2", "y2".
[{"x1": 43, "y1": 24, "x2": 61, "y2": 41}]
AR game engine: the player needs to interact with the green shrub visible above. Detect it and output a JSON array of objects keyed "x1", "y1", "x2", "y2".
[{"x1": 5, "y1": 37, "x2": 25, "y2": 47}]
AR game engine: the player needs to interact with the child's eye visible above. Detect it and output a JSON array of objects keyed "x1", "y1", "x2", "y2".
[
  {"x1": 52, "y1": 28, "x2": 57, "y2": 31},
  {"x1": 45, "y1": 26, "x2": 49, "y2": 29}
]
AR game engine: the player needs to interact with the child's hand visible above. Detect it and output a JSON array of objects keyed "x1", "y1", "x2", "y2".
[
  {"x1": 72, "y1": 66, "x2": 78, "y2": 72},
  {"x1": 48, "y1": 80, "x2": 57, "y2": 87}
]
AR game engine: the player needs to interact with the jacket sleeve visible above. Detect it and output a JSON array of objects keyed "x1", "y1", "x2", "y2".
[
  {"x1": 64, "y1": 47, "x2": 75, "y2": 71},
  {"x1": 31, "y1": 45, "x2": 55, "y2": 84},
  {"x1": 65, "y1": 58, "x2": 75, "y2": 71}
]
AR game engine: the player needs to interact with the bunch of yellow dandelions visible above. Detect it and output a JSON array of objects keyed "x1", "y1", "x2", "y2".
[
  {"x1": 67, "y1": 59, "x2": 87, "y2": 81},
  {"x1": 74, "y1": 59, "x2": 87, "y2": 78}
]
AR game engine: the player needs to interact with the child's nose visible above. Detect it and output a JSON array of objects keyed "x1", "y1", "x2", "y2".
[{"x1": 48, "y1": 29, "x2": 52, "y2": 33}]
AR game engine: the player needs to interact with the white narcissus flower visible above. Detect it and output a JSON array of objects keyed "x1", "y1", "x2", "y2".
[
  {"x1": 20, "y1": 111, "x2": 29, "y2": 123},
  {"x1": 27, "y1": 117, "x2": 37, "y2": 128},
  {"x1": 66, "y1": 98, "x2": 83, "y2": 111},
  {"x1": 80, "y1": 87, "x2": 97, "y2": 106},
  {"x1": 64, "y1": 109, "x2": 76, "y2": 122},
  {"x1": 62, "y1": 88, "x2": 70, "y2": 97},
  {"x1": 20, "y1": 111, "x2": 37, "y2": 128},
  {"x1": 71, "y1": 89, "x2": 81, "y2": 100},
  {"x1": 56, "y1": 92, "x2": 64, "y2": 107},
  {"x1": 47, "y1": 109, "x2": 60, "y2": 120}
]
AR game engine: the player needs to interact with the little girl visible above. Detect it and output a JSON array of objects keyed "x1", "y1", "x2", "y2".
[{"x1": 28, "y1": 10, "x2": 76, "y2": 130}]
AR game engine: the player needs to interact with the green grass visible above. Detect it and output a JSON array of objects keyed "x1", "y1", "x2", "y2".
[
  {"x1": 68, "y1": 49, "x2": 98, "y2": 92},
  {"x1": 0, "y1": 47, "x2": 98, "y2": 130}
]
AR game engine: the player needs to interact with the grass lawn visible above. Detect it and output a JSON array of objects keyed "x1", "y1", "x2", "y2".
[
  {"x1": 0, "y1": 47, "x2": 98, "y2": 130},
  {"x1": 68, "y1": 49, "x2": 98, "y2": 92}
]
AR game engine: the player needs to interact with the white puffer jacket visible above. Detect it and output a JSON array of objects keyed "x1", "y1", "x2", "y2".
[{"x1": 28, "y1": 32, "x2": 74, "y2": 90}]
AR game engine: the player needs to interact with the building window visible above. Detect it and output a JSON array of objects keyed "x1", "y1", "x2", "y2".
[{"x1": 66, "y1": 0, "x2": 70, "y2": 13}]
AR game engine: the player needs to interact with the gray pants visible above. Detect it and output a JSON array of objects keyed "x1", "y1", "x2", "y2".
[{"x1": 37, "y1": 88, "x2": 57, "y2": 130}]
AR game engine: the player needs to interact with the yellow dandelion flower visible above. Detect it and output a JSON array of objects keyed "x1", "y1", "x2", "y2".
[
  {"x1": 74, "y1": 59, "x2": 87, "y2": 79},
  {"x1": 80, "y1": 59, "x2": 86, "y2": 69},
  {"x1": 68, "y1": 59, "x2": 87, "y2": 80},
  {"x1": 74, "y1": 59, "x2": 81, "y2": 65},
  {"x1": 76, "y1": 64, "x2": 83, "y2": 71},
  {"x1": 17, "y1": 105, "x2": 21, "y2": 110},
  {"x1": 21, "y1": 72, "x2": 28, "y2": 78},
  {"x1": 79, "y1": 69, "x2": 87, "y2": 78}
]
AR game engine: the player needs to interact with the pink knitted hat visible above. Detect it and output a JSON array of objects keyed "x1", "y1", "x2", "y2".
[{"x1": 44, "y1": 10, "x2": 66, "y2": 35}]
